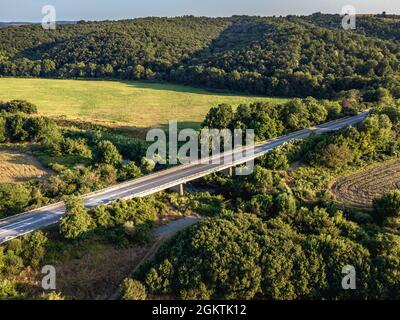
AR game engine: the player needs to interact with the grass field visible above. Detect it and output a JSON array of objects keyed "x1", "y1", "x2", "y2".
[
  {"x1": 0, "y1": 149, "x2": 51, "y2": 183},
  {"x1": 0, "y1": 78, "x2": 287, "y2": 129},
  {"x1": 331, "y1": 160, "x2": 400, "y2": 208}
]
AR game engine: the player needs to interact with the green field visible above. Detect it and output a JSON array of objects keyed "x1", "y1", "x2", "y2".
[{"x1": 0, "y1": 78, "x2": 287, "y2": 129}]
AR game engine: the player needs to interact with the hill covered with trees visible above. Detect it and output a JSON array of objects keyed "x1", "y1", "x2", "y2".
[{"x1": 0, "y1": 15, "x2": 399, "y2": 100}]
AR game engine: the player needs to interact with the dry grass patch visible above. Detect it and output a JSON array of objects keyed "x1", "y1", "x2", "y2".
[
  {"x1": 330, "y1": 159, "x2": 400, "y2": 209},
  {"x1": 0, "y1": 149, "x2": 51, "y2": 183},
  {"x1": 53, "y1": 242, "x2": 155, "y2": 300}
]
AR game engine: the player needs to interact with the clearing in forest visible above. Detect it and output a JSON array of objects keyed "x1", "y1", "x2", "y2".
[
  {"x1": 0, "y1": 149, "x2": 51, "y2": 183},
  {"x1": 330, "y1": 160, "x2": 400, "y2": 208},
  {"x1": 0, "y1": 78, "x2": 287, "y2": 129}
]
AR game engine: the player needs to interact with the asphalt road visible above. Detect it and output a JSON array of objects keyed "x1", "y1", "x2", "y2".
[{"x1": 0, "y1": 112, "x2": 369, "y2": 244}]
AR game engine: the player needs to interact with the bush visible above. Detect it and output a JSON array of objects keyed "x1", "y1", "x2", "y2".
[
  {"x1": 373, "y1": 190, "x2": 400, "y2": 228},
  {"x1": 0, "y1": 279, "x2": 19, "y2": 299},
  {"x1": 0, "y1": 100, "x2": 38, "y2": 114},
  {"x1": 94, "y1": 140, "x2": 122, "y2": 166},
  {"x1": 119, "y1": 278, "x2": 147, "y2": 300},
  {"x1": 0, "y1": 183, "x2": 31, "y2": 218},
  {"x1": 20, "y1": 231, "x2": 48, "y2": 267},
  {"x1": 37, "y1": 292, "x2": 65, "y2": 300},
  {"x1": 59, "y1": 196, "x2": 94, "y2": 239},
  {"x1": 319, "y1": 144, "x2": 353, "y2": 169}
]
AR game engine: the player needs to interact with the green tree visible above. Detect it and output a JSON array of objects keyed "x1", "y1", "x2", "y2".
[
  {"x1": 202, "y1": 104, "x2": 234, "y2": 129},
  {"x1": 259, "y1": 149, "x2": 289, "y2": 170},
  {"x1": 0, "y1": 117, "x2": 6, "y2": 142},
  {"x1": 0, "y1": 183, "x2": 31, "y2": 218},
  {"x1": 274, "y1": 193, "x2": 297, "y2": 218},
  {"x1": 59, "y1": 196, "x2": 93, "y2": 239},
  {"x1": 373, "y1": 190, "x2": 400, "y2": 229},
  {"x1": 319, "y1": 144, "x2": 353, "y2": 169},
  {"x1": 20, "y1": 231, "x2": 48, "y2": 267},
  {"x1": 0, "y1": 279, "x2": 19, "y2": 300},
  {"x1": 94, "y1": 140, "x2": 122, "y2": 166},
  {"x1": 119, "y1": 161, "x2": 142, "y2": 180},
  {"x1": 5, "y1": 114, "x2": 29, "y2": 141},
  {"x1": 119, "y1": 278, "x2": 147, "y2": 300},
  {"x1": 249, "y1": 165, "x2": 274, "y2": 194},
  {"x1": 0, "y1": 100, "x2": 37, "y2": 114}
]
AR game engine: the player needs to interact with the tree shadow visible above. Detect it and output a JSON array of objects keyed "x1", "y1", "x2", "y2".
[{"x1": 113, "y1": 121, "x2": 202, "y2": 140}]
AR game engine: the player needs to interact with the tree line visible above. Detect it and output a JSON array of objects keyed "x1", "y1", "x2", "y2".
[{"x1": 0, "y1": 15, "x2": 399, "y2": 100}]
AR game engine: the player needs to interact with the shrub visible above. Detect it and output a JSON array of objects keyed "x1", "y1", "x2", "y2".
[
  {"x1": 0, "y1": 100, "x2": 38, "y2": 114},
  {"x1": 119, "y1": 278, "x2": 147, "y2": 300},
  {"x1": 59, "y1": 196, "x2": 94, "y2": 239},
  {"x1": 373, "y1": 190, "x2": 400, "y2": 226}
]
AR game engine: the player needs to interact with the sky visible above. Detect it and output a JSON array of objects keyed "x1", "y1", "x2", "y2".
[{"x1": 0, "y1": 0, "x2": 398, "y2": 22}]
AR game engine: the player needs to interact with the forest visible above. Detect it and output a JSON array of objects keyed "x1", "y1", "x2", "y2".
[
  {"x1": 1, "y1": 13, "x2": 400, "y2": 301},
  {"x1": 0, "y1": 14, "x2": 399, "y2": 100},
  {"x1": 125, "y1": 98, "x2": 400, "y2": 300},
  {"x1": 1, "y1": 92, "x2": 400, "y2": 299}
]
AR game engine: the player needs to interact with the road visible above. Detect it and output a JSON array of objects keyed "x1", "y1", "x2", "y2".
[
  {"x1": 152, "y1": 216, "x2": 199, "y2": 238},
  {"x1": 0, "y1": 112, "x2": 369, "y2": 244}
]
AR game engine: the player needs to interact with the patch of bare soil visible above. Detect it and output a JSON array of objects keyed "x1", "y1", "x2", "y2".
[
  {"x1": 330, "y1": 160, "x2": 400, "y2": 208},
  {"x1": 0, "y1": 149, "x2": 52, "y2": 183}
]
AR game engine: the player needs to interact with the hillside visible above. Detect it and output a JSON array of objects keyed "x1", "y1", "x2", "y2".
[{"x1": 0, "y1": 15, "x2": 399, "y2": 99}]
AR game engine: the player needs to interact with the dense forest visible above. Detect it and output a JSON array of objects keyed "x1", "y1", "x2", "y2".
[
  {"x1": 124, "y1": 100, "x2": 400, "y2": 300},
  {"x1": 2, "y1": 13, "x2": 400, "y2": 301},
  {"x1": 0, "y1": 14, "x2": 399, "y2": 99},
  {"x1": 1, "y1": 97, "x2": 400, "y2": 299}
]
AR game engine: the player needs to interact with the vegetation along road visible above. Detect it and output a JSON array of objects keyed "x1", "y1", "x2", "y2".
[{"x1": 0, "y1": 112, "x2": 368, "y2": 244}]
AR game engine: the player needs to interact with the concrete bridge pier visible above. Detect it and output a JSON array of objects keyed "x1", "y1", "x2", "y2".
[
  {"x1": 170, "y1": 183, "x2": 185, "y2": 196},
  {"x1": 223, "y1": 167, "x2": 234, "y2": 177}
]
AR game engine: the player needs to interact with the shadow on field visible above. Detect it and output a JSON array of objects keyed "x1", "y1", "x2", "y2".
[
  {"x1": 114, "y1": 121, "x2": 202, "y2": 140},
  {"x1": 119, "y1": 80, "x2": 260, "y2": 98}
]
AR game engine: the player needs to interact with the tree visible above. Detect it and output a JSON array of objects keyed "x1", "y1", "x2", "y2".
[
  {"x1": 119, "y1": 161, "x2": 142, "y2": 180},
  {"x1": 0, "y1": 279, "x2": 19, "y2": 299},
  {"x1": 140, "y1": 157, "x2": 155, "y2": 174},
  {"x1": 41, "y1": 59, "x2": 56, "y2": 76},
  {"x1": 370, "y1": 233, "x2": 400, "y2": 299},
  {"x1": 94, "y1": 140, "x2": 122, "y2": 166},
  {"x1": 0, "y1": 117, "x2": 6, "y2": 142},
  {"x1": 0, "y1": 100, "x2": 37, "y2": 114},
  {"x1": 144, "y1": 213, "x2": 264, "y2": 299},
  {"x1": 92, "y1": 205, "x2": 113, "y2": 228},
  {"x1": 249, "y1": 194, "x2": 274, "y2": 218},
  {"x1": 373, "y1": 190, "x2": 400, "y2": 228},
  {"x1": 259, "y1": 149, "x2": 289, "y2": 170},
  {"x1": 20, "y1": 231, "x2": 48, "y2": 267},
  {"x1": 282, "y1": 99, "x2": 312, "y2": 130},
  {"x1": 274, "y1": 192, "x2": 297, "y2": 218},
  {"x1": 248, "y1": 165, "x2": 274, "y2": 194},
  {"x1": 202, "y1": 104, "x2": 234, "y2": 129},
  {"x1": 0, "y1": 184, "x2": 31, "y2": 218},
  {"x1": 319, "y1": 144, "x2": 353, "y2": 169},
  {"x1": 5, "y1": 114, "x2": 29, "y2": 141},
  {"x1": 59, "y1": 196, "x2": 93, "y2": 239},
  {"x1": 302, "y1": 235, "x2": 371, "y2": 299},
  {"x1": 119, "y1": 278, "x2": 147, "y2": 300},
  {"x1": 24, "y1": 117, "x2": 57, "y2": 142}
]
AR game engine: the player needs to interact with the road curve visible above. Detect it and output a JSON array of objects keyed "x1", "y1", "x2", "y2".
[{"x1": 0, "y1": 112, "x2": 369, "y2": 244}]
